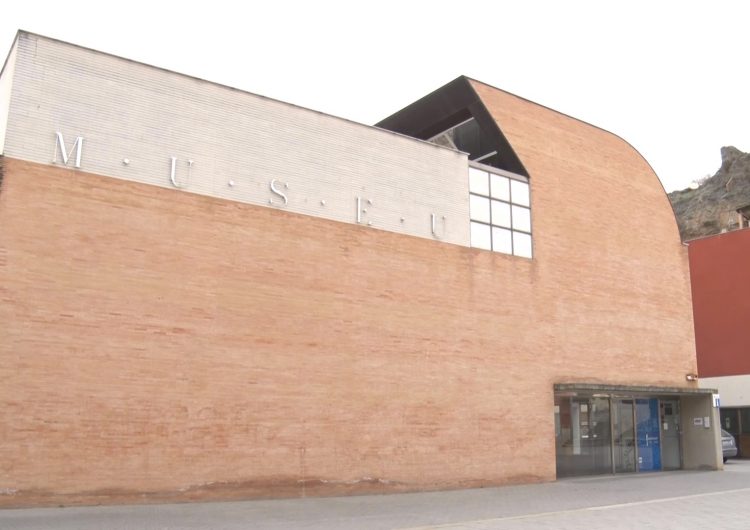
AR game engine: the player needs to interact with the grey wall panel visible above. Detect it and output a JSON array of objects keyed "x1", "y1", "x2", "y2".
[{"x1": 4, "y1": 33, "x2": 471, "y2": 246}]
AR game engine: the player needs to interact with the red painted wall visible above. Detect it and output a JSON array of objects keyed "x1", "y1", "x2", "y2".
[{"x1": 689, "y1": 228, "x2": 750, "y2": 377}]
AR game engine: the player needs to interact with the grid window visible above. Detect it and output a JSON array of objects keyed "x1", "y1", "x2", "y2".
[
  {"x1": 510, "y1": 179, "x2": 530, "y2": 207},
  {"x1": 513, "y1": 231, "x2": 533, "y2": 258},
  {"x1": 469, "y1": 167, "x2": 490, "y2": 195},
  {"x1": 470, "y1": 222, "x2": 492, "y2": 250},
  {"x1": 491, "y1": 200, "x2": 511, "y2": 228},
  {"x1": 490, "y1": 174, "x2": 510, "y2": 201},
  {"x1": 468, "y1": 166, "x2": 532, "y2": 258},
  {"x1": 492, "y1": 227, "x2": 513, "y2": 254},
  {"x1": 470, "y1": 194, "x2": 491, "y2": 224},
  {"x1": 511, "y1": 205, "x2": 531, "y2": 232}
]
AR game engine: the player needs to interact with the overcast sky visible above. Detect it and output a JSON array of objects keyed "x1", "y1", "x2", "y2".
[{"x1": 2, "y1": 0, "x2": 749, "y2": 192}]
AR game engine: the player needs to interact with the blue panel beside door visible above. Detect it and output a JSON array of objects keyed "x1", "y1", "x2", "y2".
[{"x1": 636, "y1": 398, "x2": 662, "y2": 472}]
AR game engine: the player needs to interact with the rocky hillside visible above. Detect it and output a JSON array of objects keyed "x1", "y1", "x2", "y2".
[{"x1": 668, "y1": 146, "x2": 750, "y2": 241}]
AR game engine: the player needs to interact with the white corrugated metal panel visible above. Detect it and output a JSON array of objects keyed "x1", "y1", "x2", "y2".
[
  {"x1": 0, "y1": 37, "x2": 18, "y2": 155},
  {"x1": 3, "y1": 33, "x2": 471, "y2": 246}
]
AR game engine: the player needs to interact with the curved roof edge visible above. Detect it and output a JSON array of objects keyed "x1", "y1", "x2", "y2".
[{"x1": 466, "y1": 77, "x2": 684, "y2": 241}]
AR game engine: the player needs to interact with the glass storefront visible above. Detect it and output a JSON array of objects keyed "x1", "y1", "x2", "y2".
[
  {"x1": 555, "y1": 392, "x2": 682, "y2": 477},
  {"x1": 554, "y1": 395, "x2": 612, "y2": 476}
]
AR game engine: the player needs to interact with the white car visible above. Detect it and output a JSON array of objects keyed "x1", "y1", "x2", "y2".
[{"x1": 722, "y1": 429, "x2": 738, "y2": 463}]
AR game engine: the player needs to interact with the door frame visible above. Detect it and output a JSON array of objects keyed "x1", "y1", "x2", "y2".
[{"x1": 659, "y1": 398, "x2": 682, "y2": 470}]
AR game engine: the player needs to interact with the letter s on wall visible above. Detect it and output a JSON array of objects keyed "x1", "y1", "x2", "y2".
[{"x1": 269, "y1": 179, "x2": 289, "y2": 207}]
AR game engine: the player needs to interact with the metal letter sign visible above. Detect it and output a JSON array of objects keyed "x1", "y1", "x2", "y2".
[
  {"x1": 269, "y1": 179, "x2": 289, "y2": 206},
  {"x1": 47, "y1": 132, "x2": 463, "y2": 246},
  {"x1": 356, "y1": 197, "x2": 373, "y2": 225},
  {"x1": 169, "y1": 157, "x2": 193, "y2": 188},
  {"x1": 431, "y1": 213, "x2": 446, "y2": 239},
  {"x1": 53, "y1": 132, "x2": 84, "y2": 168}
]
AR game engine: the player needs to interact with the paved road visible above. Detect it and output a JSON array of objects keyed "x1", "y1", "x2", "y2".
[{"x1": 2, "y1": 460, "x2": 750, "y2": 529}]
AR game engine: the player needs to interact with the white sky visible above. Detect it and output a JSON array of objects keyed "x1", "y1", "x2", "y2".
[{"x1": 2, "y1": 0, "x2": 749, "y2": 192}]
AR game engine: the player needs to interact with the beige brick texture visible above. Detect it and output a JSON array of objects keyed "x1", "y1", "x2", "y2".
[{"x1": 0, "y1": 95, "x2": 697, "y2": 510}]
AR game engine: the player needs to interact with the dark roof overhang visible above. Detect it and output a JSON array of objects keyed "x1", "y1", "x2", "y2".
[{"x1": 376, "y1": 76, "x2": 529, "y2": 177}]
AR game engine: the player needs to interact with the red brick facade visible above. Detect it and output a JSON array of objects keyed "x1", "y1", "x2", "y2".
[{"x1": 0, "y1": 89, "x2": 697, "y2": 507}]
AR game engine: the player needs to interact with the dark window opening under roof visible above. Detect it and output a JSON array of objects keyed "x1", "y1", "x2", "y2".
[
  {"x1": 376, "y1": 77, "x2": 528, "y2": 177},
  {"x1": 429, "y1": 117, "x2": 503, "y2": 169}
]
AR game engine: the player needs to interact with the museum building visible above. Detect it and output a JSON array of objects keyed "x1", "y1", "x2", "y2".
[{"x1": 0, "y1": 31, "x2": 721, "y2": 507}]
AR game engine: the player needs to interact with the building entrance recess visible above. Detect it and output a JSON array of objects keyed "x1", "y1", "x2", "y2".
[{"x1": 554, "y1": 385, "x2": 716, "y2": 478}]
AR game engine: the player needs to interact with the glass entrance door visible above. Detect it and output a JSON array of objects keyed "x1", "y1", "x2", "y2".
[
  {"x1": 613, "y1": 399, "x2": 636, "y2": 473},
  {"x1": 636, "y1": 398, "x2": 662, "y2": 472},
  {"x1": 660, "y1": 399, "x2": 681, "y2": 470},
  {"x1": 554, "y1": 395, "x2": 612, "y2": 477}
]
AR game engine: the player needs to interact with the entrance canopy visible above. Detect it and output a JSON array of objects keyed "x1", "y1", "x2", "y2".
[
  {"x1": 554, "y1": 383, "x2": 717, "y2": 397},
  {"x1": 554, "y1": 383, "x2": 720, "y2": 478}
]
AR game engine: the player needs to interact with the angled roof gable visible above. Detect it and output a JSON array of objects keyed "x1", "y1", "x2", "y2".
[{"x1": 376, "y1": 76, "x2": 528, "y2": 177}]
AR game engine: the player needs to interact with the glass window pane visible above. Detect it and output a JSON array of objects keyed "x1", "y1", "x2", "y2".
[
  {"x1": 470, "y1": 194, "x2": 490, "y2": 223},
  {"x1": 513, "y1": 231, "x2": 533, "y2": 258},
  {"x1": 613, "y1": 399, "x2": 636, "y2": 473},
  {"x1": 555, "y1": 395, "x2": 612, "y2": 477},
  {"x1": 492, "y1": 227, "x2": 512, "y2": 254},
  {"x1": 469, "y1": 168, "x2": 489, "y2": 196},
  {"x1": 721, "y1": 409, "x2": 739, "y2": 433},
  {"x1": 470, "y1": 222, "x2": 492, "y2": 250},
  {"x1": 490, "y1": 174, "x2": 510, "y2": 201},
  {"x1": 511, "y1": 179, "x2": 530, "y2": 206},
  {"x1": 512, "y1": 205, "x2": 531, "y2": 232},
  {"x1": 741, "y1": 409, "x2": 750, "y2": 434},
  {"x1": 491, "y1": 200, "x2": 511, "y2": 228}
]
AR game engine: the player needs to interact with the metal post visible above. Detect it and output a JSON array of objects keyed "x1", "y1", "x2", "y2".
[
  {"x1": 610, "y1": 397, "x2": 616, "y2": 474},
  {"x1": 633, "y1": 400, "x2": 639, "y2": 473}
]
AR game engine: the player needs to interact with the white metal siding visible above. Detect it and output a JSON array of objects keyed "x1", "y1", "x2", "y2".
[
  {"x1": 0, "y1": 39, "x2": 18, "y2": 155},
  {"x1": 3, "y1": 33, "x2": 471, "y2": 246}
]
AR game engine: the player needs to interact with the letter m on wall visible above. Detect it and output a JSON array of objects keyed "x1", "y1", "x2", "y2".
[{"x1": 53, "y1": 132, "x2": 84, "y2": 168}]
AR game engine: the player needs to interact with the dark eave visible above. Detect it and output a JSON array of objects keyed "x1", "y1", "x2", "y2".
[{"x1": 376, "y1": 76, "x2": 529, "y2": 177}]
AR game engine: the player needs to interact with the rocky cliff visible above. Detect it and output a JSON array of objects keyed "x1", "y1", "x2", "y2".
[{"x1": 668, "y1": 146, "x2": 750, "y2": 241}]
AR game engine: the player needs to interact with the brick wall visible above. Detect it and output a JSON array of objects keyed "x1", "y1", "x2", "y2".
[{"x1": 0, "y1": 151, "x2": 696, "y2": 506}]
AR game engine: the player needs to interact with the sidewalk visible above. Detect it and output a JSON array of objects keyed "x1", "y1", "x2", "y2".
[{"x1": 2, "y1": 460, "x2": 749, "y2": 529}]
